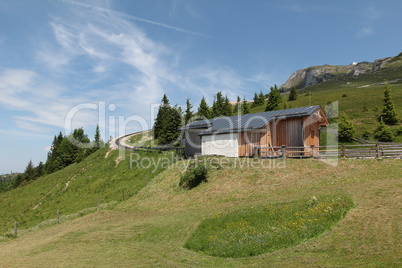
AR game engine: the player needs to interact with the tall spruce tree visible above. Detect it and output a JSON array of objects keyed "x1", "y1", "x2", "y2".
[
  {"x1": 184, "y1": 98, "x2": 194, "y2": 124},
  {"x1": 197, "y1": 97, "x2": 211, "y2": 119},
  {"x1": 379, "y1": 83, "x2": 398, "y2": 125},
  {"x1": 212, "y1": 91, "x2": 225, "y2": 117},
  {"x1": 252, "y1": 92, "x2": 259, "y2": 107},
  {"x1": 153, "y1": 94, "x2": 182, "y2": 144},
  {"x1": 288, "y1": 87, "x2": 298, "y2": 101},
  {"x1": 258, "y1": 90, "x2": 266, "y2": 105},
  {"x1": 94, "y1": 124, "x2": 101, "y2": 148},
  {"x1": 234, "y1": 95, "x2": 242, "y2": 115},
  {"x1": 153, "y1": 94, "x2": 170, "y2": 141},
  {"x1": 242, "y1": 97, "x2": 250, "y2": 114},
  {"x1": 265, "y1": 84, "x2": 282, "y2": 111},
  {"x1": 24, "y1": 160, "x2": 36, "y2": 181},
  {"x1": 223, "y1": 95, "x2": 232, "y2": 116}
]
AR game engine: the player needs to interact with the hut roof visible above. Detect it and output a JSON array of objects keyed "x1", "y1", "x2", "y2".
[{"x1": 183, "y1": 105, "x2": 326, "y2": 136}]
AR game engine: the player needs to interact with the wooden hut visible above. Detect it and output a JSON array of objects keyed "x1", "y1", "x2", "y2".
[{"x1": 182, "y1": 105, "x2": 329, "y2": 158}]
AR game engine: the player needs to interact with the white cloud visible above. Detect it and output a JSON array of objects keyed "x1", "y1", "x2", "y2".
[{"x1": 358, "y1": 27, "x2": 375, "y2": 38}]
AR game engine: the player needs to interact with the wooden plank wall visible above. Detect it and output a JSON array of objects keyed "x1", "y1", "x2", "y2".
[
  {"x1": 273, "y1": 117, "x2": 304, "y2": 147},
  {"x1": 238, "y1": 131, "x2": 262, "y2": 157}
]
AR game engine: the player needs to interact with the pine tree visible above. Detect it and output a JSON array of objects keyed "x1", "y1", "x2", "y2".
[
  {"x1": 197, "y1": 97, "x2": 211, "y2": 119},
  {"x1": 162, "y1": 94, "x2": 169, "y2": 106},
  {"x1": 157, "y1": 105, "x2": 182, "y2": 144},
  {"x1": 234, "y1": 96, "x2": 242, "y2": 115},
  {"x1": 212, "y1": 91, "x2": 225, "y2": 117},
  {"x1": 223, "y1": 95, "x2": 232, "y2": 116},
  {"x1": 265, "y1": 84, "x2": 282, "y2": 111},
  {"x1": 184, "y1": 98, "x2": 194, "y2": 124},
  {"x1": 288, "y1": 87, "x2": 298, "y2": 101},
  {"x1": 252, "y1": 92, "x2": 259, "y2": 107},
  {"x1": 94, "y1": 124, "x2": 101, "y2": 148},
  {"x1": 153, "y1": 94, "x2": 183, "y2": 144},
  {"x1": 45, "y1": 132, "x2": 64, "y2": 174},
  {"x1": 374, "y1": 121, "x2": 395, "y2": 142},
  {"x1": 153, "y1": 95, "x2": 170, "y2": 140},
  {"x1": 338, "y1": 113, "x2": 356, "y2": 142},
  {"x1": 242, "y1": 97, "x2": 250, "y2": 114},
  {"x1": 258, "y1": 90, "x2": 266, "y2": 105},
  {"x1": 24, "y1": 160, "x2": 36, "y2": 181},
  {"x1": 379, "y1": 83, "x2": 398, "y2": 125},
  {"x1": 35, "y1": 161, "x2": 44, "y2": 178}
]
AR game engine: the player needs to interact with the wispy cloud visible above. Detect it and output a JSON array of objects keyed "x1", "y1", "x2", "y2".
[
  {"x1": 59, "y1": 0, "x2": 209, "y2": 38},
  {"x1": 357, "y1": 26, "x2": 375, "y2": 38},
  {"x1": 0, "y1": 68, "x2": 91, "y2": 132},
  {"x1": 363, "y1": 5, "x2": 382, "y2": 20}
]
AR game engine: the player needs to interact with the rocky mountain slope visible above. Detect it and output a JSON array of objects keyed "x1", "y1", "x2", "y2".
[{"x1": 280, "y1": 52, "x2": 402, "y2": 90}]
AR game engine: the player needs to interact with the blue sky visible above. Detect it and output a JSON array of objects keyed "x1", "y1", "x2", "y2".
[{"x1": 1, "y1": 0, "x2": 401, "y2": 174}]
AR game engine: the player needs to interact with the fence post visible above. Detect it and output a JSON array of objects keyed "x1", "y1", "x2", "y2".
[
  {"x1": 281, "y1": 145, "x2": 286, "y2": 159},
  {"x1": 57, "y1": 209, "x2": 60, "y2": 223},
  {"x1": 311, "y1": 145, "x2": 315, "y2": 158},
  {"x1": 254, "y1": 146, "x2": 261, "y2": 159},
  {"x1": 97, "y1": 198, "x2": 100, "y2": 212},
  {"x1": 14, "y1": 222, "x2": 18, "y2": 238},
  {"x1": 341, "y1": 144, "x2": 346, "y2": 158},
  {"x1": 376, "y1": 143, "x2": 380, "y2": 158}
]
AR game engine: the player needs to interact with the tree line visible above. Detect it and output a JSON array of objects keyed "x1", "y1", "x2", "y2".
[
  {"x1": 0, "y1": 126, "x2": 103, "y2": 192},
  {"x1": 153, "y1": 85, "x2": 290, "y2": 145},
  {"x1": 154, "y1": 83, "x2": 400, "y2": 146}
]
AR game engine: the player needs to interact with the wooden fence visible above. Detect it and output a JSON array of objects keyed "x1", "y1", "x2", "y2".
[{"x1": 257, "y1": 144, "x2": 402, "y2": 159}]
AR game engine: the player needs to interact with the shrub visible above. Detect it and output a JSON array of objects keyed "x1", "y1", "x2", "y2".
[
  {"x1": 342, "y1": 94, "x2": 347, "y2": 97},
  {"x1": 338, "y1": 113, "x2": 356, "y2": 142},
  {"x1": 374, "y1": 122, "x2": 395, "y2": 142},
  {"x1": 179, "y1": 162, "x2": 208, "y2": 190},
  {"x1": 362, "y1": 130, "x2": 371, "y2": 140},
  {"x1": 396, "y1": 126, "x2": 402, "y2": 136}
]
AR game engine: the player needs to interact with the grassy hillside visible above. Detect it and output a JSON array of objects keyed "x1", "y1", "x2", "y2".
[
  {"x1": 0, "y1": 152, "x2": 401, "y2": 267},
  {"x1": 251, "y1": 64, "x2": 402, "y2": 142},
  {"x1": 0, "y1": 146, "x2": 176, "y2": 236},
  {"x1": 0, "y1": 59, "x2": 401, "y2": 267}
]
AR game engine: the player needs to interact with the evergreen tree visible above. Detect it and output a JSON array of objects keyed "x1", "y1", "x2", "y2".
[
  {"x1": 374, "y1": 121, "x2": 395, "y2": 142},
  {"x1": 157, "y1": 105, "x2": 182, "y2": 144},
  {"x1": 288, "y1": 87, "x2": 298, "y2": 101},
  {"x1": 234, "y1": 95, "x2": 242, "y2": 115},
  {"x1": 265, "y1": 84, "x2": 282, "y2": 111},
  {"x1": 45, "y1": 132, "x2": 64, "y2": 174},
  {"x1": 35, "y1": 161, "x2": 45, "y2": 178},
  {"x1": 153, "y1": 94, "x2": 182, "y2": 144},
  {"x1": 197, "y1": 97, "x2": 211, "y2": 119},
  {"x1": 162, "y1": 94, "x2": 169, "y2": 106},
  {"x1": 223, "y1": 95, "x2": 232, "y2": 116},
  {"x1": 94, "y1": 124, "x2": 101, "y2": 148},
  {"x1": 258, "y1": 90, "x2": 266, "y2": 105},
  {"x1": 252, "y1": 92, "x2": 259, "y2": 107},
  {"x1": 24, "y1": 160, "x2": 36, "y2": 181},
  {"x1": 153, "y1": 95, "x2": 170, "y2": 141},
  {"x1": 212, "y1": 91, "x2": 225, "y2": 117},
  {"x1": 379, "y1": 83, "x2": 398, "y2": 125},
  {"x1": 184, "y1": 98, "x2": 194, "y2": 124},
  {"x1": 338, "y1": 113, "x2": 356, "y2": 142},
  {"x1": 242, "y1": 97, "x2": 250, "y2": 114}
]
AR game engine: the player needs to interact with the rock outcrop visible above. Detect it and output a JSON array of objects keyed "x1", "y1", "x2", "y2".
[{"x1": 280, "y1": 53, "x2": 401, "y2": 91}]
